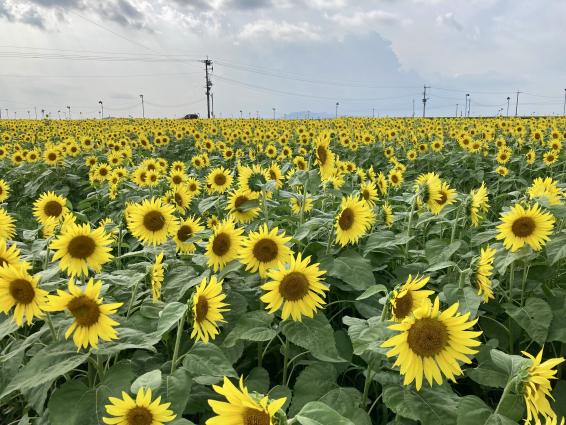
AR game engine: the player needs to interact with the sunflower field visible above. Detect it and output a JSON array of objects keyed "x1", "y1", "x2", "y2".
[{"x1": 0, "y1": 116, "x2": 565, "y2": 425}]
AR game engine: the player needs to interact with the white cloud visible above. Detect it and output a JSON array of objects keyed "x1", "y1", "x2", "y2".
[
  {"x1": 329, "y1": 9, "x2": 411, "y2": 32},
  {"x1": 238, "y1": 19, "x2": 321, "y2": 42},
  {"x1": 435, "y1": 12, "x2": 463, "y2": 31}
]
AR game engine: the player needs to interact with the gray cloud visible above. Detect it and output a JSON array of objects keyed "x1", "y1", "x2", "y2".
[
  {"x1": 96, "y1": 0, "x2": 148, "y2": 30},
  {"x1": 20, "y1": 7, "x2": 46, "y2": 28},
  {"x1": 224, "y1": 0, "x2": 273, "y2": 10}
]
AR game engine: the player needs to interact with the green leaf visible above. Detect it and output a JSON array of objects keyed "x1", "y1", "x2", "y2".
[
  {"x1": 503, "y1": 297, "x2": 553, "y2": 345},
  {"x1": 182, "y1": 342, "x2": 237, "y2": 385},
  {"x1": 356, "y1": 284, "x2": 388, "y2": 300},
  {"x1": 1, "y1": 341, "x2": 89, "y2": 400},
  {"x1": 343, "y1": 316, "x2": 392, "y2": 356},
  {"x1": 382, "y1": 383, "x2": 461, "y2": 425},
  {"x1": 198, "y1": 196, "x2": 221, "y2": 214},
  {"x1": 245, "y1": 367, "x2": 270, "y2": 395},
  {"x1": 294, "y1": 401, "x2": 356, "y2": 425},
  {"x1": 547, "y1": 289, "x2": 566, "y2": 342},
  {"x1": 364, "y1": 231, "x2": 414, "y2": 253},
  {"x1": 443, "y1": 284, "x2": 483, "y2": 319},
  {"x1": 319, "y1": 388, "x2": 372, "y2": 425},
  {"x1": 281, "y1": 313, "x2": 343, "y2": 362},
  {"x1": 289, "y1": 363, "x2": 337, "y2": 416},
  {"x1": 322, "y1": 249, "x2": 375, "y2": 291},
  {"x1": 164, "y1": 367, "x2": 193, "y2": 416},
  {"x1": 223, "y1": 311, "x2": 276, "y2": 348},
  {"x1": 425, "y1": 261, "x2": 458, "y2": 272},
  {"x1": 131, "y1": 369, "x2": 162, "y2": 393},
  {"x1": 489, "y1": 349, "x2": 530, "y2": 379},
  {"x1": 546, "y1": 233, "x2": 566, "y2": 265},
  {"x1": 457, "y1": 396, "x2": 492, "y2": 425}
]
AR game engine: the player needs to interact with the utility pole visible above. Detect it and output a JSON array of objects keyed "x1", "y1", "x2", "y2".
[
  {"x1": 202, "y1": 57, "x2": 213, "y2": 118},
  {"x1": 272, "y1": 107, "x2": 276, "y2": 119},
  {"x1": 335, "y1": 102, "x2": 339, "y2": 118},
  {"x1": 99, "y1": 100, "x2": 104, "y2": 119},
  {"x1": 422, "y1": 86, "x2": 430, "y2": 117},
  {"x1": 41, "y1": 109, "x2": 45, "y2": 119},
  {"x1": 467, "y1": 95, "x2": 471, "y2": 117},
  {"x1": 372, "y1": 107, "x2": 375, "y2": 118},
  {"x1": 515, "y1": 91, "x2": 521, "y2": 117},
  {"x1": 27, "y1": 110, "x2": 30, "y2": 119},
  {"x1": 412, "y1": 99, "x2": 415, "y2": 118},
  {"x1": 211, "y1": 93, "x2": 214, "y2": 118},
  {"x1": 239, "y1": 110, "x2": 243, "y2": 119},
  {"x1": 58, "y1": 110, "x2": 61, "y2": 120},
  {"x1": 507, "y1": 96, "x2": 511, "y2": 116},
  {"x1": 455, "y1": 104, "x2": 458, "y2": 117},
  {"x1": 464, "y1": 94, "x2": 469, "y2": 118},
  {"x1": 67, "y1": 106, "x2": 71, "y2": 119},
  {"x1": 563, "y1": 89, "x2": 566, "y2": 115},
  {"x1": 139, "y1": 94, "x2": 145, "y2": 118}
]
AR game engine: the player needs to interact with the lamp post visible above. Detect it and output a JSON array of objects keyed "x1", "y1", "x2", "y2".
[
  {"x1": 465, "y1": 94, "x2": 469, "y2": 117},
  {"x1": 506, "y1": 97, "x2": 510, "y2": 117},
  {"x1": 335, "y1": 102, "x2": 339, "y2": 118},
  {"x1": 272, "y1": 107, "x2": 276, "y2": 119},
  {"x1": 239, "y1": 110, "x2": 243, "y2": 118},
  {"x1": 67, "y1": 106, "x2": 71, "y2": 119},
  {"x1": 98, "y1": 100, "x2": 104, "y2": 119},
  {"x1": 58, "y1": 110, "x2": 61, "y2": 120},
  {"x1": 140, "y1": 94, "x2": 145, "y2": 118}
]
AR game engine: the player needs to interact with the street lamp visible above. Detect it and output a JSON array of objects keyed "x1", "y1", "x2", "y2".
[
  {"x1": 58, "y1": 110, "x2": 61, "y2": 120},
  {"x1": 335, "y1": 102, "x2": 339, "y2": 118},
  {"x1": 239, "y1": 110, "x2": 243, "y2": 119},
  {"x1": 272, "y1": 107, "x2": 276, "y2": 119},
  {"x1": 465, "y1": 94, "x2": 469, "y2": 118},
  {"x1": 140, "y1": 94, "x2": 145, "y2": 118},
  {"x1": 27, "y1": 110, "x2": 31, "y2": 119},
  {"x1": 506, "y1": 97, "x2": 510, "y2": 117},
  {"x1": 67, "y1": 106, "x2": 71, "y2": 119},
  {"x1": 98, "y1": 100, "x2": 104, "y2": 119}
]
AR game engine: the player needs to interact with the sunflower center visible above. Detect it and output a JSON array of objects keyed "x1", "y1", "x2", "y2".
[
  {"x1": 48, "y1": 153, "x2": 57, "y2": 161},
  {"x1": 234, "y1": 196, "x2": 249, "y2": 209},
  {"x1": 317, "y1": 145, "x2": 328, "y2": 165},
  {"x1": 44, "y1": 200, "x2": 63, "y2": 217},
  {"x1": 392, "y1": 291, "x2": 413, "y2": 320},
  {"x1": 0, "y1": 256, "x2": 7, "y2": 267},
  {"x1": 9, "y1": 279, "x2": 35, "y2": 304},
  {"x1": 253, "y1": 238, "x2": 279, "y2": 262},
  {"x1": 214, "y1": 173, "x2": 227, "y2": 186},
  {"x1": 362, "y1": 190, "x2": 370, "y2": 200},
  {"x1": 174, "y1": 193, "x2": 183, "y2": 205},
  {"x1": 189, "y1": 183, "x2": 197, "y2": 191},
  {"x1": 338, "y1": 208, "x2": 355, "y2": 231},
  {"x1": 243, "y1": 408, "x2": 271, "y2": 425},
  {"x1": 195, "y1": 295, "x2": 209, "y2": 323},
  {"x1": 269, "y1": 170, "x2": 277, "y2": 180},
  {"x1": 212, "y1": 233, "x2": 231, "y2": 256},
  {"x1": 126, "y1": 406, "x2": 153, "y2": 425},
  {"x1": 68, "y1": 235, "x2": 96, "y2": 259},
  {"x1": 67, "y1": 295, "x2": 100, "y2": 327},
  {"x1": 172, "y1": 175, "x2": 182, "y2": 184},
  {"x1": 143, "y1": 211, "x2": 166, "y2": 232},
  {"x1": 391, "y1": 175, "x2": 399, "y2": 183},
  {"x1": 407, "y1": 317, "x2": 448, "y2": 357},
  {"x1": 177, "y1": 225, "x2": 193, "y2": 242},
  {"x1": 437, "y1": 192, "x2": 448, "y2": 205},
  {"x1": 511, "y1": 217, "x2": 536, "y2": 237},
  {"x1": 279, "y1": 272, "x2": 309, "y2": 301}
]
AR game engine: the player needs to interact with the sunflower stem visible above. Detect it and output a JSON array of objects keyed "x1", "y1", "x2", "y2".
[
  {"x1": 450, "y1": 202, "x2": 463, "y2": 245},
  {"x1": 281, "y1": 337, "x2": 290, "y2": 386},
  {"x1": 170, "y1": 312, "x2": 186, "y2": 374},
  {"x1": 126, "y1": 276, "x2": 142, "y2": 318},
  {"x1": 520, "y1": 262, "x2": 530, "y2": 307},
  {"x1": 494, "y1": 377, "x2": 517, "y2": 415},
  {"x1": 262, "y1": 189, "x2": 269, "y2": 225},
  {"x1": 404, "y1": 195, "x2": 417, "y2": 258},
  {"x1": 361, "y1": 357, "x2": 376, "y2": 409},
  {"x1": 45, "y1": 313, "x2": 58, "y2": 341}
]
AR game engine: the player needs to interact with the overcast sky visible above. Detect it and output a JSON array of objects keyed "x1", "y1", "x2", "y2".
[{"x1": 0, "y1": 0, "x2": 565, "y2": 119}]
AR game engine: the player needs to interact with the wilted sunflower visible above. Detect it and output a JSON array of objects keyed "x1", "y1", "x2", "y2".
[
  {"x1": 475, "y1": 246, "x2": 495, "y2": 302},
  {"x1": 261, "y1": 253, "x2": 328, "y2": 321},
  {"x1": 0, "y1": 179, "x2": 10, "y2": 202},
  {"x1": 382, "y1": 298, "x2": 482, "y2": 390},
  {"x1": 174, "y1": 216, "x2": 204, "y2": 254},
  {"x1": 32, "y1": 191, "x2": 68, "y2": 225},
  {"x1": 103, "y1": 387, "x2": 176, "y2": 425},
  {"x1": 0, "y1": 263, "x2": 48, "y2": 326},
  {"x1": 388, "y1": 275, "x2": 433, "y2": 322},
  {"x1": 335, "y1": 195, "x2": 374, "y2": 247},
  {"x1": 496, "y1": 203, "x2": 555, "y2": 252},
  {"x1": 226, "y1": 188, "x2": 260, "y2": 224},
  {"x1": 469, "y1": 182, "x2": 489, "y2": 226},
  {"x1": 522, "y1": 349, "x2": 565, "y2": 425},
  {"x1": 240, "y1": 225, "x2": 292, "y2": 278},
  {"x1": 190, "y1": 275, "x2": 229, "y2": 343},
  {"x1": 430, "y1": 181, "x2": 457, "y2": 215},
  {"x1": 150, "y1": 252, "x2": 164, "y2": 303},
  {"x1": 47, "y1": 278, "x2": 122, "y2": 350},
  {"x1": 528, "y1": 177, "x2": 563, "y2": 206},
  {"x1": 206, "y1": 166, "x2": 233, "y2": 194},
  {"x1": 205, "y1": 219, "x2": 244, "y2": 272},
  {"x1": 207, "y1": 376, "x2": 286, "y2": 425},
  {"x1": 127, "y1": 197, "x2": 179, "y2": 246},
  {"x1": 50, "y1": 223, "x2": 114, "y2": 277},
  {"x1": 290, "y1": 194, "x2": 313, "y2": 215}
]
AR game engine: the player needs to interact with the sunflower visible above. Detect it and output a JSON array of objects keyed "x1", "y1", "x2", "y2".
[
  {"x1": 469, "y1": 182, "x2": 489, "y2": 227},
  {"x1": 376, "y1": 171, "x2": 389, "y2": 195},
  {"x1": 165, "y1": 184, "x2": 191, "y2": 214},
  {"x1": 496, "y1": 165, "x2": 509, "y2": 176},
  {"x1": 207, "y1": 376, "x2": 286, "y2": 425},
  {"x1": 290, "y1": 194, "x2": 313, "y2": 215},
  {"x1": 382, "y1": 201, "x2": 394, "y2": 228},
  {"x1": 360, "y1": 181, "x2": 379, "y2": 206},
  {"x1": 205, "y1": 219, "x2": 244, "y2": 272},
  {"x1": 151, "y1": 253, "x2": 164, "y2": 303},
  {"x1": 127, "y1": 198, "x2": 179, "y2": 246},
  {"x1": 174, "y1": 216, "x2": 204, "y2": 254},
  {"x1": 496, "y1": 203, "x2": 555, "y2": 252},
  {"x1": 50, "y1": 223, "x2": 114, "y2": 277},
  {"x1": 543, "y1": 150, "x2": 558, "y2": 166},
  {"x1": 240, "y1": 225, "x2": 292, "y2": 278},
  {"x1": 168, "y1": 169, "x2": 187, "y2": 187},
  {"x1": 0, "y1": 264, "x2": 48, "y2": 326},
  {"x1": 226, "y1": 188, "x2": 260, "y2": 224},
  {"x1": 475, "y1": 246, "x2": 495, "y2": 302},
  {"x1": 314, "y1": 133, "x2": 335, "y2": 180},
  {"x1": 335, "y1": 195, "x2": 374, "y2": 247},
  {"x1": 103, "y1": 387, "x2": 176, "y2": 425},
  {"x1": 0, "y1": 240, "x2": 28, "y2": 268},
  {"x1": 382, "y1": 297, "x2": 482, "y2": 390},
  {"x1": 388, "y1": 169, "x2": 404, "y2": 188},
  {"x1": 186, "y1": 177, "x2": 201, "y2": 197},
  {"x1": 526, "y1": 149, "x2": 536, "y2": 165},
  {"x1": 207, "y1": 166, "x2": 233, "y2": 194},
  {"x1": 388, "y1": 275, "x2": 433, "y2": 322},
  {"x1": 0, "y1": 179, "x2": 10, "y2": 202},
  {"x1": 267, "y1": 162, "x2": 284, "y2": 189},
  {"x1": 261, "y1": 253, "x2": 328, "y2": 321},
  {"x1": 238, "y1": 164, "x2": 270, "y2": 196},
  {"x1": 415, "y1": 172, "x2": 442, "y2": 212},
  {"x1": 522, "y1": 349, "x2": 565, "y2": 425},
  {"x1": 32, "y1": 191, "x2": 69, "y2": 227},
  {"x1": 430, "y1": 181, "x2": 457, "y2": 215},
  {"x1": 47, "y1": 278, "x2": 122, "y2": 350},
  {"x1": 0, "y1": 208, "x2": 16, "y2": 241},
  {"x1": 528, "y1": 177, "x2": 563, "y2": 206},
  {"x1": 190, "y1": 275, "x2": 229, "y2": 343}
]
